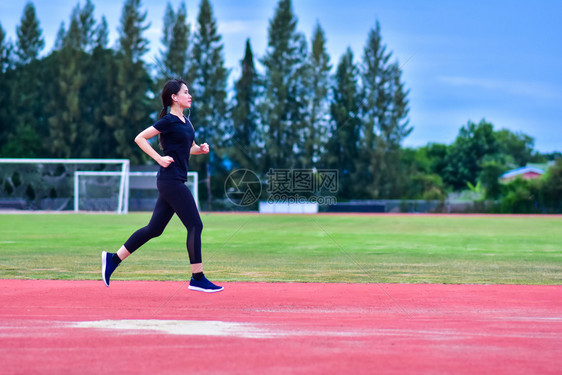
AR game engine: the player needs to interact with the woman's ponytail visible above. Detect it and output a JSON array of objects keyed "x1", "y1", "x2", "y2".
[{"x1": 158, "y1": 106, "x2": 167, "y2": 150}]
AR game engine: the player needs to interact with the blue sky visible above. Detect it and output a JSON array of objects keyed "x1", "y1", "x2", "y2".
[{"x1": 1, "y1": 0, "x2": 561, "y2": 152}]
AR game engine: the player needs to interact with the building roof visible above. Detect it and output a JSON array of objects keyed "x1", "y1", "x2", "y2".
[{"x1": 500, "y1": 166, "x2": 545, "y2": 179}]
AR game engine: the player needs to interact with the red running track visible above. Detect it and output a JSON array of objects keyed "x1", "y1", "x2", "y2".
[{"x1": 1, "y1": 280, "x2": 561, "y2": 374}]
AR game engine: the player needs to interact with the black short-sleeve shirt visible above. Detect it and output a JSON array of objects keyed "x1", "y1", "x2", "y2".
[{"x1": 153, "y1": 113, "x2": 195, "y2": 182}]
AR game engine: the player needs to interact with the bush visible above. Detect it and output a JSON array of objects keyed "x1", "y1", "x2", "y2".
[{"x1": 500, "y1": 179, "x2": 536, "y2": 213}]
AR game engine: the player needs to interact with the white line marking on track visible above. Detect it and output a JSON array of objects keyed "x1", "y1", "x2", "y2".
[{"x1": 71, "y1": 320, "x2": 279, "y2": 338}]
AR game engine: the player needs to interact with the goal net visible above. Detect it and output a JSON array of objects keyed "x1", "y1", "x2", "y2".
[{"x1": 0, "y1": 158, "x2": 198, "y2": 213}]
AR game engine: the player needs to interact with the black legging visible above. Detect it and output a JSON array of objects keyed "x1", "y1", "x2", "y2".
[{"x1": 124, "y1": 179, "x2": 202, "y2": 264}]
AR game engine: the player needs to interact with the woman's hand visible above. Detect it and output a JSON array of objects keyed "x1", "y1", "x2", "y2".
[
  {"x1": 158, "y1": 156, "x2": 174, "y2": 168},
  {"x1": 199, "y1": 143, "x2": 210, "y2": 154}
]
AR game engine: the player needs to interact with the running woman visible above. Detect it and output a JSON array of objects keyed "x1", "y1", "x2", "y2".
[{"x1": 102, "y1": 79, "x2": 223, "y2": 293}]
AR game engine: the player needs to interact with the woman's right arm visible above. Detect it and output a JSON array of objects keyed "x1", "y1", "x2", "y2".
[{"x1": 134, "y1": 126, "x2": 174, "y2": 168}]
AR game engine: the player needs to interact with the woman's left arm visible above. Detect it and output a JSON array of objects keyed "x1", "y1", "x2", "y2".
[{"x1": 191, "y1": 141, "x2": 209, "y2": 155}]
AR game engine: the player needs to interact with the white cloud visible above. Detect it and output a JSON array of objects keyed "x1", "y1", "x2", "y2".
[
  {"x1": 219, "y1": 20, "x2": 263, "y2": 35},
  {"x1": 438, "y1": 76, "x2": 562, "y2": 102}
]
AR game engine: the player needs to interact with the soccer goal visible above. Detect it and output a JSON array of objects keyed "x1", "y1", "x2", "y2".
[{"x1": 0, "y1": 158, "x2": 198, "y2": 213}]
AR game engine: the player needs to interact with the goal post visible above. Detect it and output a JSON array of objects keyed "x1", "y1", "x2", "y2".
[{"x1": 75, "y1": 171, "x2": 199, "y2": 212}]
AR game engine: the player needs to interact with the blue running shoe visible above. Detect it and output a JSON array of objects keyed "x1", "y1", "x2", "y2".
[
  {"x1": 102, "y1": 251, "x2": 120, "y2": 287},
  {"x1": 188, "y1": 274, "x2": 224, "y2": 293}
]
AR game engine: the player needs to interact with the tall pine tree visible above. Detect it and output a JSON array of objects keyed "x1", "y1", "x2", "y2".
[
  {"x1": 0, "y1": 23, "x2": 13, "y2": 72},
  {"x1": 4, "y1": 1, "x2": 47, "y2": 157},
  {"x1": 359, "y1": 21, "x2": 410, "y2": 198},
  {"x1": 157, "y1": 1, "x2": 190, "y2": 80},
  {"x1": 46, "y1": 46, "x2": 85, "y2": 158},
  {"x1": 189, "y1": 0, "x2": 229, "y2": 206},
  {"x1": 302, "y1": 22, "x2": 331, "y2": 168},
  {"x1": 324, "y1": 48, "x2": 362, "y2": 199},
  {"x1": 230, "y1": 39, "x2": 261, "y2": 172},
  {"x1": 54, "y1": 22, "x2": 66, "y2": 50},
  {"x1": 94, "y1": 16, "x2": 109, "y2": 48},
  {"x1": 104, "y1": 0, "x2": 153, "y2": 163},
  {"x1": 87, "y1": 16, "x2": 119, "y2": 158},
  {"x1": 62, "y1": 0, "x2": 96, "y2": 52},
  {"x1": 46, "y1": 1, "x2": 99, "y2": 157},
  {"x1": 260, "y1": 0, "x2": 309, "y2": 170},
  {"x1": 15, "y1": 1, "x2": 44, "y2": 65},
  {"x1": 0, "y1": 23, "x2": 13, "y2": 149}
]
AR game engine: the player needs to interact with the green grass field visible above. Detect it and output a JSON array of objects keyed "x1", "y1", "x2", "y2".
[{"x1": 0, "y1": 213, "x2": 561, "y2": 285}]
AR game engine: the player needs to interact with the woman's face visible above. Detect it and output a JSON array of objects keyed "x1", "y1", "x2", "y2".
[{"x1": 174, "y1": 84, "x2": 192, "y2": 109}]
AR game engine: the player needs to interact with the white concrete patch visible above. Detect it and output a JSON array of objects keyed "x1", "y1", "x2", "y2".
[{"x1": 71, "y1": 320, "x2": 279, "y2": 338}]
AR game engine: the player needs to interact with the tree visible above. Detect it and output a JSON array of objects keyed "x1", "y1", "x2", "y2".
[
  {"x1": 543, "y1": 151, "x2": 562, "y2": 162},
  {"x1": 3, "y1": 2, "x2": 48, "y2": 157},
  {"x1": 359, "y1": 20, "x2": 410, "y2": 198},
  {"x1": 44, "y1": 0, "x2": 104, "y2": 158},
  {"x1": 77, "y1": 0, "x2": 96, "y2": 51},
  {"x1": 104, "y1": 0, "x2": 153, "y2": 163},
  {"x1": 2, "y1": 57, "x2": 52, "y2": 157},
  {"x1": 230, "y1": 39, "x2": 261, "y2": 172},
  {"x1": 399, "y1": 147, "x2": 447, "y2": 200},
  {"x1": 540, "y1": 157, "x2": 562, "y2": 212},
  {"x1": 302, "y1": 22, "x2": 331, "y2": 168},
  {"x1": 0, "y1": 23, "x2": 13, "y2": 148},
  {"x1": 95, "y1": 16, "x2": 109, "y2": 49},
  {"x1": 161, "y1": 2, "x2": 175, "y2": 53},
  {"x1": 260, "y1": 0, "x2": 309, "y2": 170},
  {"x1": 424, "y1": 143, "x2": 449, "y2": 177},
  {"x1": 324, "y1": 47, "x2": 362, "y2": 199},
  {"x1": 54, "y1": 22, "x2": 66, "y2": 50},
  {"x1": 118, "y1": 0, "x2": 150, "y2": 62},
  {"x1": 494, "y1": 128, "x2": 535, "y2": 167},
  {"x1": 157, "y1": 1, "x2": 190, "y2": 80},
  {"x1": 498, "y1": 177, "x2": 538, "y2": 214},
  {"x1": 86, "y1": 33, "x2": 119, "y2": 158},
  {"x1": 46, "y1": 47, "x2": 86, "y2": 158},
  {"x1": 443, "y1": 119, "x2": 499, "y2": 190},
  {"x1": 61, "y1": 0, "x2": 96, "y2": 51},
  {"x1": 0, "y1": 23, "x2": 13, "y2": 72},
  {"x1": 15, "y1": 1, "x2": 45, "y2": 65},
  {"x1": 479, "y1": 160, "x2": 507, "y2": 200},
  {"x1": 189, "y1": 0, "x2": 230, "y2": 206}
]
